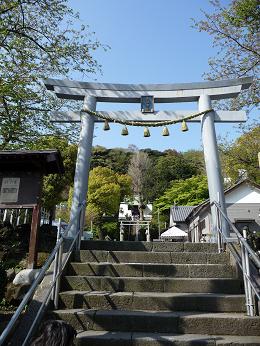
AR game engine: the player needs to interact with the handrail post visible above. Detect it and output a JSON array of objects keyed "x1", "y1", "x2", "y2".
[
  {"x1": 76, "y1": 204, "x2": 84, "y2": 251},
  {"x1": 243, "y1": 229, "x2": 255, "y2": 316},
  {"x1": 52, "y1": 219, "x2": 62, "y2": 301},
  {"x1": 240, "y1": 238, "x2": 250, "y2": 315},
  {"x1": 216, "y1": 204, "x2": 223, "y2": 253},
  {"x1": 53, "y1": 219, "x2": 63, "y2": 309}
]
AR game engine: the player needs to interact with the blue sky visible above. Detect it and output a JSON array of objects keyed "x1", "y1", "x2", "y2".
[{"x1": 68, "y1": 0, "x2": 243, "y2": 152}]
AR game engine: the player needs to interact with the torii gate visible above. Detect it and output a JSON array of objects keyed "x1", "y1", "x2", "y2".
[{"x1": 44, "y1": 77, "x2": 253, "y2": 239}]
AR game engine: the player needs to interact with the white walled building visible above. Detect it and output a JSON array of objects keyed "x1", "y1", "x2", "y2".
[{"x1": 170, "y1": 179, "x2": 260, "y2": 241}]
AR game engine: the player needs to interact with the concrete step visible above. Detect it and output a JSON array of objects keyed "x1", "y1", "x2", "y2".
[
  {"x1": 75, "y1": 330, "x2": 260, "y2": 345},
  {"x1": 80, "y1": 241, "x2": 219, "y2": 253},
  {"x1": 68, "y1": 262, "x2": 236, "y2": 278},
  {"x1": 49, "y1": 309, "x2": 260, "y2": 336},
  {"x1": 74, "y1": 250, "x2": 230, "y2": 265},
  {"x1": 59, "y1": 291, "x2": 246, "y2": 312},
  {"x1": 61, "y1": 276, "x2": 242, "y2": 294}
]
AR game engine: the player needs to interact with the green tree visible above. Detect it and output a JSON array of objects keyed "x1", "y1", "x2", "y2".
[
  {"x1": 154, "y1": 176, "x2": 209, "y2": 211},
  {"x1": 182, "y1": 150, "x2": 205, "y2": 174},
  {"x1": 91, "y1": 146, "x2": 110, "y2": 169},
  {"x1": 107, "y1": 148, "x2": 132, "y2": 174},
  {"x1": 86, "y1": 166, "x2": 132, "y2": 238},
  {"x1": 0, "y1": 0, "x2": 105, "y2": 148},
  {"x1": 192, "y1": 0, "x2": 259, "y2": 112},
  {"x1": 150, "y1": 151, "x2": 198, "y2": 200},
  {"x1": 27, "y1": 136, "x2": 77, "y2": 211},
  {"x1": 220, "y1": 125, "x2": 260, "y2": 184},
  {"x1": 91, "y1": 146, "x2": 132, "y2": 174}
]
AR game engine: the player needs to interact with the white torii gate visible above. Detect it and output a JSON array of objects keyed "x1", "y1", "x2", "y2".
[{"x1": 44, "y1": 77, "x2": 253, "y2": 240}]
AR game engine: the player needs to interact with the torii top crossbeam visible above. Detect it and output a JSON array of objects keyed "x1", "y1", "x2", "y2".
[
  {"x1": 44, "y1": 77, "x2": 253, "y2": 123},
  {"x1": 45, "y1": 77, "x2": 252, "y2": 103}
]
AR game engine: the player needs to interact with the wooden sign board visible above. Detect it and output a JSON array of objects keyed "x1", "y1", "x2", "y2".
[
  {"x1": 0, "y1": 172, "x2": 42, "y2": 208},
  {"x1": 141, "y1": 95, "x2": 154, "y2": 113}
]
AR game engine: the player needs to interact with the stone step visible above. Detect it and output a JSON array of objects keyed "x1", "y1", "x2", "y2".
[
  {"x1": 68, "y1": 262, "x2": 236, "y2": 278},
  {"x1": 61, "y1": 276, "x2": 242, "y2": 294},
  {"x1": 74, "y1": 250, "x2": 230, "y2": 265},
  {"x1": 49, "y1": 309, "x2": 260, "y2": 336},
  {"x1": 80, "y1": 241, "x2": 219, "y2": 253},
  {"x1": 74, "y1": 330, "x2": 260, "y2": 345},
  {"x1": 59, "y1": 291, "x2": 246, "y2": 312}
]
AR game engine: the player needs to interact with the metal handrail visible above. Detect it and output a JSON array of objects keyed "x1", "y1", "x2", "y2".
[
  {"x1": 213, "y1": 201, "x2": 260, "y2": 268},
  {"x1": 0, "y1": 201, "x2": 86, "y2": 346},
  {"x1": 213, "y1": 201, "x2": 260, "y2": 316}
]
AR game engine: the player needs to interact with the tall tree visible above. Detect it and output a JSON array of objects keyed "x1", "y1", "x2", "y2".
[
  {"x1": 0, "y1": 0, "x2": 105, "y2": 148},
  {"x1": 128, "y1": 151, "x2": 152, "y2": 219},
  {"x1": 192, "y1": 0, "x2": 259, "y2": 112}
]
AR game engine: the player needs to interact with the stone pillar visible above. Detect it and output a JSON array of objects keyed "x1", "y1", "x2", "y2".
[
  {"x1": 120, "y1": 222, "x2": 124, "y2": 241},
  {"x1": 69, "y1": 96, "x2": 96, "y2": 237},
  {"x1": 199, "y1": 95, "x2": 230, "y2": 239},
  {"x1": 135, "y1": 222, "x2": 139, "y2": 241},
  {"x1": 146, "y1": 224, "x2": 150, "y2": 242}
]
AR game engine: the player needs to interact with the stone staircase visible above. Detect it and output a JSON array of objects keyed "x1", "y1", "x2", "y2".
[{"x1": 49, "y1": 241, "x2": 260, "y2": 345}]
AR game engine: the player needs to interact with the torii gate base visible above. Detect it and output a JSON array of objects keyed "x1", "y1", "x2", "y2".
[{"x1": 45, "y1": 77, "x2": 252, "y2": 241}]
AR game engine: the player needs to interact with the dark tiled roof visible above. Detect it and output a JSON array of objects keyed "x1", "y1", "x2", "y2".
[
  {"x1": 0, "y1": 150, "x2": 64, "y2": 174},
  {"x1": 170, "y1": 206, "x2": 196, "y2": 222},
  {"x1": 189, "y1": 178, "x2": 260, "y2": 219}
]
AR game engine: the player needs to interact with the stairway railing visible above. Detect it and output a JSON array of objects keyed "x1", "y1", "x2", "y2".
[
  {"x1": 0, "y1": 200, "x2": 86, "y2": 346},
  {"x1": 213, "y1": 201, "x2": 260, "y2": 316}
]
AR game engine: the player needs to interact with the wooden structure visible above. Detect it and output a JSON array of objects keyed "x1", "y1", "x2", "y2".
[{"x1": 0, "y1": 150, "x2": 64, "y2": 268}]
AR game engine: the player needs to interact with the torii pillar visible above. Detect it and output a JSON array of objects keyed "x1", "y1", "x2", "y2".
[
  {"x1": 199, "y1": 95, "x2": 229, "y2": 238},
  {"x1": 69, "y1": 96, "x2": 96, "y2": 237}
]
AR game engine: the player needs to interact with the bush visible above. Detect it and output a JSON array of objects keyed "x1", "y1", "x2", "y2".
[
  {"x1": 0, "y1": 261, "x2": 7, "y2": 301},
  {"x1": 101, "y1": 221, "x2": 119, "y2": 240}
]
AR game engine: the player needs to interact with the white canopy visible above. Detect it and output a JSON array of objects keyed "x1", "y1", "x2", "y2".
[{"x1": 161, "y1": 226, "x2": 188, "y2": 238}]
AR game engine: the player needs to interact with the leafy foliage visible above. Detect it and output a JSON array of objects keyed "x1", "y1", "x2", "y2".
[
  {"x1": 27, "y1": 136, "x2": 78, "y2": 209},
  {"x1": 192, "y1": 0, "x2": 259, "y2": 112},
  {"x1": 86, "y1": 167, "x2": 132, "y2": 238},
  {"x1": 220, "y1": 125, "x2": 260, "y2": 184},
  {"x1": 0, "y1": 261, "x2": 7, "y2": 301},
  {"x1": 91, "y1": 146, "x2": 132, "y2": 174},
  {"x1": 100, "y1": 221, "x2": 118, "y2": 240},
  {"x1": 182, "y1": 150, "x2": 205, "y2": 174},
  {"x1": 154, "y1": 176, "x2": 209, "y2": 211},
  {"x1": 148, "y1": 151, "x2": 199, "y2": 200},
  {"x1": 0, "y1": 0, "x2": 105, "y2": 148},
  {"x1": 87, "y1": 167, "x2": 132, "y2": 215}
]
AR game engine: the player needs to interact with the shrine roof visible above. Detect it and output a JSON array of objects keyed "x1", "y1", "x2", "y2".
[{"x1": 0, "y1": 150, "x2": 64, "y2": 174}]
